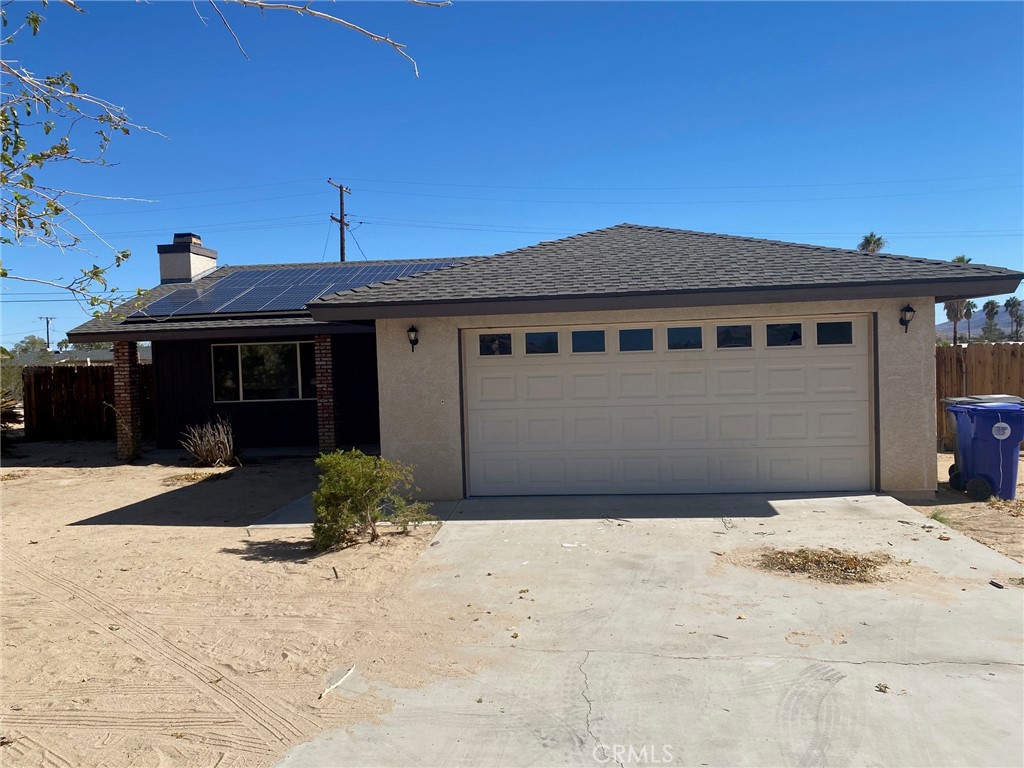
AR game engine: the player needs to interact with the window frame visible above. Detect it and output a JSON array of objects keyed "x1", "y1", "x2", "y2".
[
  {"x1": 211, "y1": 341, "x2": 316, "y2": 403},
  {"x1": 765, "y1": 322, "x2": 804, "y2": 348},
  {"x1": 666, "y1": 326, "x2": 704, "y2": 351},
  {"x1": 571, "y1": 329, "x2": 607, "y2": 354},
  {"x1": 478, "y1": 333, "x2": 513, "y2": 357},
  {"x1": 815, "y1": 320, "x2": 855, "y2": 347},
  {"x1": 618, "y1": 327, "x2": 655, "y2": 353},
  {"x1": 715, "y1": 324, "x2": 753, "y2": 350},
  {"x1": 524, "y1": 330, "x2": 560, "y2": 355}
]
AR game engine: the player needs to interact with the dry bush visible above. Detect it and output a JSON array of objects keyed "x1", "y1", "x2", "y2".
[
  {"x1": 161, "y1": 471, "x2": 230, "y2": 487},
  {"x1": 180, "y1": 416, "x2": 237, "y2": 467},
  {"x1": 758, "y1": 547, "x2": 891, "y2": 583}
]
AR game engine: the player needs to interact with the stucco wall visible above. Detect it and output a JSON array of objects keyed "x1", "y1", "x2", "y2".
[{"x1": 376, "y1": 297, "x2": 937, "y2": 500}]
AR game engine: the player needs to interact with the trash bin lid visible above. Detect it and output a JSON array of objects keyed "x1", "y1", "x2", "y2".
[
  {"x1": 958, "y1": 402, "x2": 1024, "y2": 412},
  {"x1": 967, "y1": 394, "x2": 1024, "y2": 404},
  {"x1": 942, "y1": 397, "x2": 982, "y2": 405}
]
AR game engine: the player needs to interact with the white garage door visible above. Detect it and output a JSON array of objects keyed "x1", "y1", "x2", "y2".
[{"x1": 463, "y1": 316, "x2": 873, "y2": 495}]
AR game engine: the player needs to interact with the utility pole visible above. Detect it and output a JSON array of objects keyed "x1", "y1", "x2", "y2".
[
  {"x1": 327, "y1": 178, "x2": 351, "y2": 262},
  {"x1": 39, "y1": 316, "x2": 56, "y2": 349}
]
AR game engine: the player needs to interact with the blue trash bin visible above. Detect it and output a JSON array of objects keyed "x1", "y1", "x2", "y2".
[{"x1": 945, "y1": 403, "x2": 1024, "y2": 500}]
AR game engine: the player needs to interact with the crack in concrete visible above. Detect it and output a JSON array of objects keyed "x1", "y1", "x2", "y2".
[
  {"x1": 478, "y1": 644, "x2": 1024, "y2": 670},
  {"x1": 578, "y1": 651, "x2": 624, "y2": 768}
]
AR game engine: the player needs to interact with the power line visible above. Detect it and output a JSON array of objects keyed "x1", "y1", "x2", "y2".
[
  {"x1": 349, "y1": 184, "x2": 1023, "y2": 206},
  {"x1": 343, "y1": 172, "x2": 1024, "y2": 192},
  {"x1": 347, "y1": 226, "x2": 370, "y2": 261}
]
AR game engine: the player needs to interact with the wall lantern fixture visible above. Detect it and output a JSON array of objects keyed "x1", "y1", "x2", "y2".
[
  {"x1": 898, "y1": 305, "x2": 916, "y2": 333},
  {"x1": 407, "y1": 325, "x2": 419, "y2": 352}
]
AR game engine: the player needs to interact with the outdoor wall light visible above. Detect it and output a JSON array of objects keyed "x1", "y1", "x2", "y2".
[
  {"x1": 898, "y1": 305, "x2": 916, "y2": 333},
  {"x1": 407, "y1": 325, "x2": 419, "y2": 351}
]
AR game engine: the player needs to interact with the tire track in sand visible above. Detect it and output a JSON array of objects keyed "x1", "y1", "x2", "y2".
[{"x1": 3, "y1": 546, "x2": 311, "y2": 746}]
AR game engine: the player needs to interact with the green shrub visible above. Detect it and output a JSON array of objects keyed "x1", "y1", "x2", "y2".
[
  {"x1": 312, "y1": 450, "x2": 434, "y2": 551},
  {"x1": 180, "y1": 416, "x2": 236, "y2": 467}
]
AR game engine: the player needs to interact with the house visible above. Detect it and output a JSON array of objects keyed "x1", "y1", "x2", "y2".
[{"x1": 68, "y1": 225, "x2": 1023, "y2": 499}]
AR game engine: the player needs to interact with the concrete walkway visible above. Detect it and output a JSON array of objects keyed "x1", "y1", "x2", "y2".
[{"x1": 276, "y1": 494, "x2": 1024, "y2": 767}]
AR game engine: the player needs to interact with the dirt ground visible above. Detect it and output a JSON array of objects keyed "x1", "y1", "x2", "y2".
[
  {"x1": 905, "y1": 452, "x2": 1024, "y2": 563},
  {"x1": 0, "y1": 440, "x2": 491, "y2": 768},
  {"x1": 2, "y1": 441, "x2": 1022, "y2": 766}
]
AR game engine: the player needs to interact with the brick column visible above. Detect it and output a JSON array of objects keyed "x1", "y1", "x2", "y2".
[
  {"x1": 314, "y1": 335, "x2": 336, "y2": 453},
  {"x1": 112, "y1": 340, "x2": 143, "y2": 460}
]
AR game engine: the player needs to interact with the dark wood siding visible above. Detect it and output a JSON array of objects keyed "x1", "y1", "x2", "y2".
[{"x1": 152, "y1": 333, "x2": 379, "y2": 450}]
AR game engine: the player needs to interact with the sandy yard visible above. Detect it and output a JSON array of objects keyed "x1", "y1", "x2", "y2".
[
  {"x1": 906, "y1": 452, "x2": 1024, "y2": 563},
  {"x1": 0, "y1": 441, "x2": 489, "y2": 767},
  {"x1": 1, "y1": 440, "x2": 1022, "y2": 767}
]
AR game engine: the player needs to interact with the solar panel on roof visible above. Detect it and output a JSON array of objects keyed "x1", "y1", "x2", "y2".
[
  {"x1": 131, "y1": 260, "x2": 458, "y2": 319},
  {"x1": 258, "y1": 284, "x2": 334, "y2": 312}
]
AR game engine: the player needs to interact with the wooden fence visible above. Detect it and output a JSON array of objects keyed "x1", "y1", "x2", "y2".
[
  {"x1": 22, "y1": 364, "x2": 156, "y2": 441},
  {"x1": 936, "y1": 344, "x2": 1024, "y2": 450}
]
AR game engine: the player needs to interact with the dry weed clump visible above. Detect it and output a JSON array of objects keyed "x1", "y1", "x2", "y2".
[
  {"x1": 161, "y1": 472, "x2": 230, "y2": 487},
  {"x1": 987, "y1": 498, "x2": 1023, "y2": 518},
  {"x1": 758, "y1": 547, "x2": 892, "y2": 584}
]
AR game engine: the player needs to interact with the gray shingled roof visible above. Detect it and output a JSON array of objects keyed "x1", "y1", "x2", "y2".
[{"x1": 313, "y1": 224, "x2": 1022, "y2": 310}]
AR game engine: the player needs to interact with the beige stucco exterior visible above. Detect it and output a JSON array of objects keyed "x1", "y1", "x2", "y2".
[{"x1": 376, "y1": 297, "x2": 937, "y2": 500}]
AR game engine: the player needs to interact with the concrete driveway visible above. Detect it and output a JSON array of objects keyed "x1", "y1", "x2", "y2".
[{"x1": 278, "y1": 494, "x2": 1023, "y2": 767}]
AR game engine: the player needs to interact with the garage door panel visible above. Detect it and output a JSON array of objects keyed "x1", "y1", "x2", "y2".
[
  {"x1": 713, "y1": 367, "x2": 758, "y2": 396},
  {"x1": 464, "y1": 317, "x2": 872, "y2": 495},
  {"x1": 475, "y1": 374, "x2": 517, "y2": 403},
  {"x1": 570, "y1": 372, "x2": 611, "y2": 399},
  {"x1": 483, "y1": 403, "x2": 869, "y2": 452},
  {"x1": 619, "y1": 370, "x2": 659, "y2": 398},
  {"x1": 523, "y1": 373, "x2": 563, "y2": 400},
  {"x1": 468, "y1": 447, "x2": 870, "y2": 495}
]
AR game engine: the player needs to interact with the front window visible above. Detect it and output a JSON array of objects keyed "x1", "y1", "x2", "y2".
[{"x1": 212, "y1": 342, "x2": 315, "y2": 402}]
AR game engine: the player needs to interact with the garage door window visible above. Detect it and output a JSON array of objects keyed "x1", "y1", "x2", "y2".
[
  {"x1": 619, "y1": 328, "x2": 654, "y2": 352},
  {"x1": 572, "y1": 330, "x2": 606, "y2": 353},
  {"x1": 525, "y1": 331, "x2": 559, "y2": 354},
  {"x1": 817, "y1": 321, "x2": 854, "y2": 345},
  {"x1": 667, "y1": 326, "x2": 702, "y2": 350},
  {"x1": 766, "y1": 323, "x2": 803, "y2": 347},
  {"x1": 716, "y1": 324, "x2": 752, "y2": 349},
  {"x1": 479, "y1": 333, "x2": 512, "y2": 356}
]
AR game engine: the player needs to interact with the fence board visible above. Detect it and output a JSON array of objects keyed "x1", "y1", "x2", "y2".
[
  {"x1": 22, "y1": 364, "x2": 155, "y2": 441},
  {"x1": 935, "y1": 344, "x2": 1024, "y2": 450}
]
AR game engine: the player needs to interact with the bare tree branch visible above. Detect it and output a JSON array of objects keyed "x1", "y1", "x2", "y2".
[
  {"x1": 407, "y1": 0, "x2": 452, "y2": 7},
  {"x1": 191, "y1": 1, "x2": 209, "y2": 26},
  {"x1": 222, "y1": 0, "x2": 423, "y2": 76},
  {"x1": 208, "y1": 0, "x2": 249, "y2": 59}
]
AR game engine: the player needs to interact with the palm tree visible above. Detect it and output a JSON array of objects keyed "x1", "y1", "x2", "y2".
[
  {"x1": 943, "y1": 256, "x2": 973, "y2": 345},
  {"x1": 963, "y1": 300, "x2": 977, "y2": 342},
  {"x1": 1005, "y1": 296, "x2": 1023, "y2": 341},
  {"x1": 944, "y1": 300, "x2": 966, "y2": 345},
  {"x1": 857, "y1": 232, "x2": 887, "y2": 253},
  {"x1": 983, "y1": 299, "x2": 1000, "y2": 325}
]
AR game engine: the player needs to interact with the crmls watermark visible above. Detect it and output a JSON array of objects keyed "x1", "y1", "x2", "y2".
[{"x1": 593, "y1": 744, "x2": 675, "y2": 764}]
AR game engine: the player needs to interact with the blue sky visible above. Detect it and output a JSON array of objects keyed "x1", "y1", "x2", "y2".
[{"x1": 2, "y1": 0, "x2": 1022, "y2": 345}]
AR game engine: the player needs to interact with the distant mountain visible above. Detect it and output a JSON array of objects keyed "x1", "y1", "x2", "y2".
[{"x1": 936, "y1": 306, "x2": 1015, "y2": 341}]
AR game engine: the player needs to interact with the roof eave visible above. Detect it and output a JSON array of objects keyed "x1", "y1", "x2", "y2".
[
  {"x1": 308, "y1": 275, "x2": 1023, "y2": 322},
  {"x1": 67, "y1": 319, "x2": 374, "y2": 344}
]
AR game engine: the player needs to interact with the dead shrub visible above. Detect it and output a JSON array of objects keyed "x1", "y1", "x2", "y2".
[
  {"x1": 162, "y1": 471, "x2": 230, "y2": 487},
  {"x1": 180, "y1": 416, "x2": 237, "y2": 467},
  {"x1": 758, "y1": 547, "x2": 891, "y2": 583}
]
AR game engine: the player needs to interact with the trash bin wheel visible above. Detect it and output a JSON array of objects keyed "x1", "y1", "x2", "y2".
[
  {"x1": 965, "y1": 477, "x2": 992, "y2": 501},
  {"x1": 949, "y1": 471, "x2": 964, "y2": 492},
  {"x1": 947, "y1": 463, "x2": 958, "y2": 478}
]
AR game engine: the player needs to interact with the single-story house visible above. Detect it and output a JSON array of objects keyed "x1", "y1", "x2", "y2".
[{"x1": 68, "y1": 225, "x2": 1022, "y2": 499}]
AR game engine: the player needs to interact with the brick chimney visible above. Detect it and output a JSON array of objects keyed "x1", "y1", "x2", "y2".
[{"x1": 157, "y1": 233, "x2": 218, "y2": 283}]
